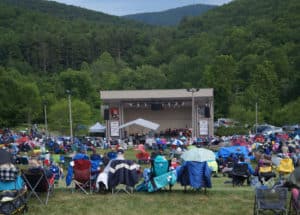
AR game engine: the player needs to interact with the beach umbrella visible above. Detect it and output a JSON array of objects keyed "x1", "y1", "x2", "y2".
[{"x1": 181, "y1": 147, "x2": 215, "y2": 162}]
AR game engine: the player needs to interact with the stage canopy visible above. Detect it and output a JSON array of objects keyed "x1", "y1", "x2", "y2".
[{"x1": 118, "y1": 118, "x2": 160, "y2": 130}]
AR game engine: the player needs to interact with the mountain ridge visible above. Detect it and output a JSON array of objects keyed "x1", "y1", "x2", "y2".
[{"x1": 123, "y1": 4, "x2": 217, "y2": 26}]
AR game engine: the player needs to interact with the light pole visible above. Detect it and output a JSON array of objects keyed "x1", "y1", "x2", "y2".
[
  {"x1": 66, "y1": 90, "x2": 73, "y2": 143},
  {"x1": 43, "y1": 101, "x2": 48, "y2": 136},
  {"x1": 255, "y1": 102, "x2": 258, "y2": 133},
  {"x1": 187, "y1": 88, "x2": 199, "y2": 139}
]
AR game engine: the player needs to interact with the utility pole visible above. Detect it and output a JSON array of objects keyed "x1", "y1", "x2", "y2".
[
  {"x1": 66, "y1": 90, "x2": 73, "y2": 143},
  {"x1": 43, "y1": 101, "x2": 48, "y2": 136},
  {"x1": 255, "y1": 102, "x2": 258, "y2": 133},
  {"x1": 187, "y1": 88, "x2": 199, "y2": 139}
]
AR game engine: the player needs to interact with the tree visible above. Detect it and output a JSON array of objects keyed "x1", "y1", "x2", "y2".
[
  {"x1": 203, "y1": 55, "x2": 237, "y2": 117},
  {"x1": 58, "y1": 68, "x2": 95, "y2": 103},
  {"x1": 0, "y1": 67, "x2": 41, "y2": 126},
  {"x1": 48, "y1": 99, "x2": 92, "y2": 135},
  {"x1": 90, "y1": 52, "x2": 119, "y2": 90},
  {"x1": 273, "y1": 97, "x2": 300, "y2": 125},
  {"x1": 243, "y1": 60, "x2": 280, "y2": 122}
]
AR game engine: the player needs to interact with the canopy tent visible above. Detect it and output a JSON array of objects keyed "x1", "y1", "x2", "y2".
[
  {"x1": 89, "y1": 122, "x2": 106, "y2": 133},
  {"x1": 216, "y1": 146, "x2": 249, "y2": 159},
  {"x1": 119, "y1": 118, "x2": 160, "y2": 130}
]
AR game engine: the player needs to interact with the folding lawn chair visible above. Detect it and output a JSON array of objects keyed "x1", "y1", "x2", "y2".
[
  {"x1": 21, "y1": 168, "x2": 55, "y2": 205},
  {"x1": 231, "y1": 163, "x2": 251, "y2": 186},
  {"x1": 0, "y1": 165, "x2": 27, "y2": 214},
  {"x1": 108, "y1": 160, "x2": 139, "y2": 194},
  {"x1": 277, "y1": 158, "x2": 294, "y2": 180},
  {"x1": 72, "y1": 159, "x2": 92, "y2": 195},
  {"x1": 177, "y1": 161, "x2": 211, "y2": 192},
  {"x1": 147, "y1": 155, "x2": 176, "y2": 192},
  {"x1": 254, "y1": 187, "x2": 288, "y2": 215}
]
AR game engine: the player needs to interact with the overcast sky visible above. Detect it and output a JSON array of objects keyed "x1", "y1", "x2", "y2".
[{"x1": 50, "y1": 0, "x2": 233, "y2": 16}]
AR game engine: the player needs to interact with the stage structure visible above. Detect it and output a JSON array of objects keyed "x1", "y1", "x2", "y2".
[{"x1": 100, "y1": 89, "x2": 214, "y2": 139}]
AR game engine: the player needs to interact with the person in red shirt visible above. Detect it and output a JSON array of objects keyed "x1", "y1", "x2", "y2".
[{"x1": 135, "y1": 144, "x2": 150, "y2": 164}]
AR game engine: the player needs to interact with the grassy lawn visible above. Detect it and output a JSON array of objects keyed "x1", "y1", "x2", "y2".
[{"x1": 26, "y1": 148, "x2": 256, "y2": 215}]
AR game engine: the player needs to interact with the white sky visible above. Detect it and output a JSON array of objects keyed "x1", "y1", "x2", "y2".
[{"x1": 50, "y1": 0, "x2": 233, "y2": 16}]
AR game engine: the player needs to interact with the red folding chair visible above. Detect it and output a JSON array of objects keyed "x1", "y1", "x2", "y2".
[{"x1": 72, "y1": 159, "x2": 92, "y2": 194}]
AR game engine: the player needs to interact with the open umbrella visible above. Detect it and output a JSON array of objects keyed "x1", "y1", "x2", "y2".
[{"x1": 181, "y1": 147, "x2": 216, "y2": 162}]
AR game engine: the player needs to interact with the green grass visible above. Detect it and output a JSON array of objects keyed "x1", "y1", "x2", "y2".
[
  {"x1": 26, "y1": 179, "x2": 255, "y2": 215},
  {"x1": 26, "y1": 148, "x2": 256, "y2": 215}
]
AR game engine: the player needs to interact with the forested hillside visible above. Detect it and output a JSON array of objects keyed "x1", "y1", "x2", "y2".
[
  {"x1": 123, "y1": 4, "x2": 216, "y2": 26},
  {"x1": 0, "y1": 0, "x2": 130, "y2": 24},
  {"x1": 0, "y1": 0, "x2": 299, "y2": 133}
]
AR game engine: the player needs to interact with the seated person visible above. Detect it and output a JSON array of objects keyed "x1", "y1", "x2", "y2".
[
  {"x1": 90, "y1": 151, "x2": 102, "y2": 181},
  {"x1": 135, "y1": 144, "x2": 150, "y2": 164},
  {"x1": 28, "y1": 157, "x2": 54, "y2": 179},
  {"x1": 222, "y1": 156, "x2": 235, "y2": 176},
  {"x1": 170, "y1": 158, "x2": 180, "y2": 169},
  {"x1": 238, "y1": 156, "x2": 254, "y2": 175}
]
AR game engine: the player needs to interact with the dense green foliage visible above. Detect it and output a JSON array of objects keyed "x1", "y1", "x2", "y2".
[
  {"x1": 123, "y1": 4, "x2": 216, "y2": 26},
  {"x1": 0, "y1": 0, "x2": 299, "y2": 131}
]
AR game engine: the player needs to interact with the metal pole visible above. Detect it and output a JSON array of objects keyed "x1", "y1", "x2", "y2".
[
  {"x1": 255, "y1": 102, "x2": 258, "y2": 133},
  {"x1": 44, "y1": 103, "x2": 48, "y2": 136},
  {"x1": 68, "y1": 93, "x2": 73, "y2": 143},
  {"x1": 187, "y1": 88, "x2": 199, "y2": 140},
  {"x1": 192, "y1": 91, "x2": 195, "y2": 139}
]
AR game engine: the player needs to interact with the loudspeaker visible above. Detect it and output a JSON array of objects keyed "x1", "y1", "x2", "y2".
[
  {"x1": 104, "y1": 109, "x2": 109, "y2": 120},
  {"x1": 151, "y1": 103, "x2": 162, "y2": 111},
  {"x1": 204, "y1": 106, "x2": 210, "y2": 118}
]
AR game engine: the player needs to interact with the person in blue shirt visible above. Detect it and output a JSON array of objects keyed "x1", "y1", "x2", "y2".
[{"x1": 238, "y1": 156, "x2": 255, "y2": 175}]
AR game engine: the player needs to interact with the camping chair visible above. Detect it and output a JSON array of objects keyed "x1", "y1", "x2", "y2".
[
  {"x1": 231, "y1": 163, "x2": 251, "y2": 186},
  {"x1": 147, "y1": 155, "x2": 176, "y2": 192},
  {"x1": 21, "y1": 168, "x2": 55, "y2": 205},
  {"x1": 0, "y1": 164, "x2": 27, "y2": 214},
  {"x1": 277, "y1": 158, "x2": 294, "y2": 180},
  {"x1": 72, "y1": 159, "x2": 92, "y2": 194},
  {"x1": 254, "y1": 187, "x2": 288, "y2": 215},
  {"x1": 177, "y1": 161, "x2": 212, "y2": 192},
  {"x1": 108, "y1": 160, "x2": 139, "y2": 194}
]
